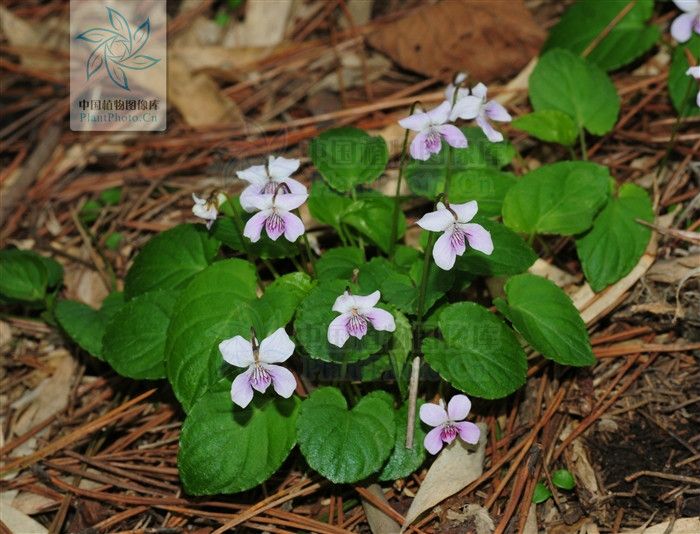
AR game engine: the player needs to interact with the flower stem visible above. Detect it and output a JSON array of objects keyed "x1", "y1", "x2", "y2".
[
  {"x1": 578, "y1": 129, "x2": 588, "y2": 161},
  {"x1": 301, "y1": 229, "x2": 316, "y2": 276},
  {"x1": 225, "y1": 196, "x2": 268, "y2": 289}
]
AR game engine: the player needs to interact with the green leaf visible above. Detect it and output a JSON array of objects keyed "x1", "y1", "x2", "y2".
[
  {"x1": 104, "y1": 232, "x2": 123, "y2": 250},
  {"x1": 575, "y1": 183, "x2": 653, "y2": 292},
  {"x1": 669, "y1": 35, "x2": 700, "y2": 117},
  {"x1": 0, "y1": 249, "x2": 51, "y2": 302},
  {"x1": 379, "y1": 400, "x2": 426, "y2": 481},
  {"x1": 552, "y1": 468, "x2": 576, "y2": 490},
  {"x1": 447, "y1": 170, "x2": 517, "y2": 217},
  {"x1": 307, "y1": 180, "x2": 353, "y2": 229},
  {"x1": 529, "y1": 49, "x2": 620, "y2": 135},
  {"x1": 252, "y1": 272, "x2": 315, "y2": 336},
  {"x1": 309, "y1": 127, "x2": 388, "y2": 192},
  {"x1": 422, "y1": 302, "x2": 527, "y2": 399},
  {"x1": 79, "y1": 199, "x2": 102, "y2": 223},
  {"x1": 294, "y1": 279, "x2": 389, "y2": 363},
  {"x1": 315, "y1": 247, "x2": 364, "y2": 282},
  {"x1": 496, "y1": 274, "x2": 595, "y2": 367},
  {"x1": 512, "y1": 110, "x2": 578, "y2": 146},
  {"x1": 165, "y1": 259, "x2": 259, "y2": 412},
  {"x1": 54, "y1": 292, "x2": 124, "y2": 359},
  {"x1": 342, "y1": 194, "x2": 406, "y2": 253},
  {"x1": 544, "y1": 0, "x2": 660, "y2": 71},
  {"x1": 125, "y1": 224, "x2": 220, "y2": 300},
  {"x1": 533, "y1": 481, "x2": 552, "y2": 503},
  {"x1": 99, "y1": 186, "x2": 122, "y2": 206},
  {"x1": 407, "y1": 127, "x2": 515, "y2": 199},
  {"x1": 455, "y1": 218, "x2": 537, "y2": 276},
  {"x1": 178, "y1": 379, "x2": 300, "y2": 495},
  {"x1": 296, "y1": 388, "x2": 395, "y2": 483},
  {"x1": 501, "y1": 162, "x2": 610, "y2": 235},
  {"x1": 103, "y1": 290, "x2": 179, "y2": 379}
]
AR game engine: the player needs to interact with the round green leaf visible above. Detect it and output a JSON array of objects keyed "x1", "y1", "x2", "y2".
[
  {"x1": 316, "y1": 247, "x2": 364, "y2": 282},
  {"x1": 179, "y1": 380, "x2": 300, "y2": 495},
  {"x1": 533, "y1": 481, "x2": 552, "y2": 503},
  {"x1": 309, "y1": 127, "x2": 388, "y2": 192},
  {"x1": 575, "y1": 183, "x2": 653, "y2": 292},
  {"x1": 669, "y1": 35, "x2": 700, "y2": 117},
  {"x1": 552, "y1": 468, "x2": 576, "y2": 490},
  {"x1": 455, "y1": 218, "x2": 537, "y2": 276},
  {"x1": 0, "y1": 249, "x2": 49, "y2": 302},
  {"x1": 530, "y1": 49, "x2": 620, "y2": 135},
  {"x1": 103, "y1": 290, "x2": 179, "y2": 379},
  {"x1": 294, "y1": 279, "x2": 389, "y2": 363},
  {"x1": 447, "y1": 169, "x2": 517, "y2": 217},
  {"x1": 497, "y1": 274, "x2": 595, "y2": 367},
  {"x1": 502, "y1": 161, "x2": 610, "y2": 236},
  {"x1": 379, "y1": 401, "x2": 426, "y2": 481},
  {"x1": 342, "y1": 194, "x2": 406, "y2": 254},
  {"x1": 297, "y1": 387, "x2": 395, "y2": 483},
  {"x1": 124, "y1": 224, "x2": 220, "y2": 300},
  {"x1": 166, "y1": 259, "x2": 259, "y2": 412},
  {"x1": 512, "y1": 110, "x2": 578, "y2": 146},
  {"x1": 422, "y1": 302, "x2": 527, "y2": 399}
]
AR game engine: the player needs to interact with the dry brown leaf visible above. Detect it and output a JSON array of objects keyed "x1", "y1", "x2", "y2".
[
  {"x1": 361, "y1": 484, "x2": 401, "y2": 534},
  {"x1": 402, "y1": 422, "x2": 487, "y2": 530},
  {"x1": 367, "y1": 0, "x2": 544, "y2": 81},
  {"x1": 223, "y1": 0, "x2": 293, "y2": 48},
  {"x1": 0, "y1": 497, "x2": 49, "y2": 534}
]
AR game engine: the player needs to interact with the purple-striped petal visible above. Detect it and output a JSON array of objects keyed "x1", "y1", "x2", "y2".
[
  {"x1": 265, "y1": 212, "x2": 286, "y2": 240},
  {"x1": 409, "y1": 131, "x2": 431, "y2": 161},
  {"x1": 328, "y1": 313, "x2": 351, "y2": 347}
]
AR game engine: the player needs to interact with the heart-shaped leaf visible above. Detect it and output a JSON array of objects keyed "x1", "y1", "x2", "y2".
[
  {"x1": 0, "y1": 249, "x2": 53, "y2": 302},
  {"x1": 125, "y1": 224, "x2": 220, "y2": 300},
  {"x1": 178, "y1": 379, "x2": 300, "y2": 495},
  {"x1": 502, "y1": 161, "x2": 610, "y2": 236},
  {"x1": 495, "y1": 274, "x2": 595, "y2": 367},
  {"x1": 447, "y1": 169, "x2": 518, "y2": 217},
  {"x1": 315, "y1": 247, "x2": 364, "y2": 282},
  {"x1": 575, "y1": 183, "x2": 653, "y2": 291},
  {"x1": 103, "y1": 290, "x2": 179, "y2": 379},
  {"x1": 379, "y1": 400, "x2": 426, "y2": 481},
  {"x1": 296, "y1": 387, "x2": 395, "y2": 483},
  {"x1": 422, "y1": 302, "x2": 527, "y2": 399},
  {"x1": 512, "y1": 110, "x2": 579, "y2": 146}
]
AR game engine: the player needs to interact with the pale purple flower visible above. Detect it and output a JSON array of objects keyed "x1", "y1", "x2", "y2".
[
  {"x1": 243, "y1": 192, "x2": 307, "y2": 243},
  {"x1": 444, "y1": 72, "x2": 469, "y2": 105},
  {"x1": 327, "y1": 290, "x2": 396, "y2": 348},
  {"x1": 219, "y1": 327, "x2": 297, "y2": 409},
  {"x1": 192, "y1": 192, "x2": 226, "y2": 229},
  {"x1": 416, "y1": 200, "x2": 493, "y2": 271},
  {"x1": 420, "y1": 395, "x2": 480, "y2": 455},
  {"x1": 671, "y1": 0, "x2": 700, "y2": 43},
  {"x1": 687, "y1": 65, "x2": 700, "y2": 107},
  {"x1": 398, "y1": 101, "x2": 468, "y2": 161},
  {"x1": 449, "y1": 83, "x2": 511, "y2": 142},
  {"x1": 237, "y1": 155, "x2": 307, "y2": 212}
]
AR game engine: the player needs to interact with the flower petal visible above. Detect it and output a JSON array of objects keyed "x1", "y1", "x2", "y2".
[
  {"x1": 447, "y1": 394, "x2": 472, "y2": 421},
  {"x1": 432, "y1": 230, "x2": 458, "y2": 270},
  {"x1": 425, "y1": 101, "x2": 451, "y2": 125},
  {"x1": 273, "y1": 192, "x2": 308, "y2": 211},
  {"x1": 281, "y1": 211, "x2": 305, "y2": 242},
  {"x1": 351, "y1": 290, "x2": 381, "y2": 311},
  {"x1": 484, "y1": 100, "x2": 512, "y2": 123},
  {"x1": 463, "y1": 223, "x2": 494, "y2": 255},
  {"x1": 281, "y1": 177, "x2": 308, "y2": 195},
  {"x1": 398, "y1": 110, "x2": 431, "y2": 131},
  {"x1": 455, "y1": 421, "x2": 481, "y2": 445},
  {"x1": 471, "y1": 82, "x2": 488, "y2": 99},
  {"x1": 331, "y1": 291, "x2": 354, "y2": 314},
  {"x1": 671, "y1": 12, "x2": 696, "y2": 42},
  {"x1": 236, "y1": 164, "x2": 268, "y2": 185},
  {"x1": 192, "y1": 203, "x2": 217, "y2": 221},
  {"x1": 697, "y1": 90, "x2": 700, "y2": 107},
  {"x1": 424, "y1": 426, "x2": 445, "y2": 455},
  {"x1": 245, "y1": 193, "x2": 274, "y2": 212},
  {"x1": 687, "y1": 66, "x2": 700, "y2": 78},
  {"x1": 449, "y1": 94, "x2": 482, "y2": 121},
  {"x1": 259, "y1": 327, "x2": 295, "y2": 363},
  {"x1": 219, "y1": 335, "x2": 254, "y2": 367},
  {"x1": 416, "y1": 207, "x2": 454, "y2": 232},
  {"x1": 268, "y1": 155, "x2": 300, "y2": 179},
  {"x1": 438, "y1": 124, "x2": 468, "y2": 148},
  {"x1": 327, "y1": 313, "x2": 351, "y2": 347},
  {"x1": 192, "y1": 193, "x2": 206, "y2": 205},
  {"x1": 409, "y1": 131, "x2": 431, "y2": 161},
  {"x1": 366, "y1": 307, "x2": 396, "y2": 332},
  {"x1": 451, "y1": 200, "x2": 478, "y2": 223},
  {"x1": 420, "y1": 402, "x2": 449, "y2": 427},
  {"x1": 476, "y1": 115, "x2": 504, "y2": 143},
  {"x1": 673, "y1": 0, "x2": 698, "y2": 13},
  {"x1": 231, "y1": 370, "x2": 254, "y2": 408},
  {"x1": 266, "y1": 364, "x2": 297, "y2": 398},
  {"x1": 240, "y1": 186, "x2": 264, "y2": 213},
  {"x1": 243, "y1": 211, "x2": 269, "y2": 243}
]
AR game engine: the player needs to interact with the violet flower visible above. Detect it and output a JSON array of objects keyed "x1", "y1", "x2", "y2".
[
  {"x1": 192, "y1": 192, "x2": 226, "y2": 229},
  {"x1": 243, "y1": 191, "x2": 307, "y2": 243},
  {"x1": 219, "y1": 327, "x2": 297, "y2": 409},
  {"x1": 671, "y1": 0, "x2": 700, "y2": 43},
  {"x1": 420, "y1": 394, "x2": 480, "y2": 454},
  {"x1": 450, "y1": 83, "x2": 511, "y2": 142},
  {"x1": 687, "y1": 66, "x2": 700, "y2": 107},
  {"x1": 416, "y1": 200, "x2": 493, "y2": 271},
  {"x1": 398, "y1": 101, "x2": 468, "y2": 161},
  {"x1": 238, "y1": 155, "x2": 307, "y2": 212},
  {"x1": 327, "y1": 290, "x2": 396, "y2": 348}
]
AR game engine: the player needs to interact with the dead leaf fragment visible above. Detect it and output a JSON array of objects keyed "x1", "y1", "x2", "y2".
[
  {"x1": 361, "y1": 484, "x2": 401, "y2": 534},
  {"x1": 367, "y1": 0, "x2": 544, "y2": 81},
  {"x1": 402, "y1": 422, "x2": 487, "y2": 529}
]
